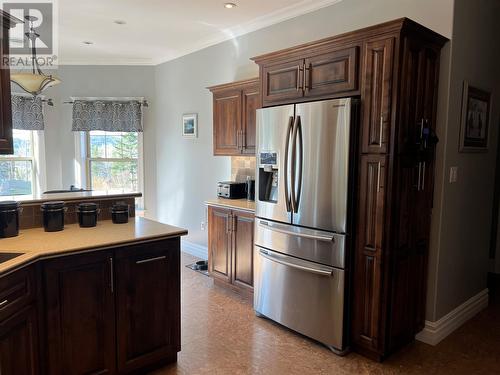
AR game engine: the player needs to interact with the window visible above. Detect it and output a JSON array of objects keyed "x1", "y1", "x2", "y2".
[
  {"x1": 85, "y1": 131, "x2": 143, "y2": 195},
  {"x1": 0, "y1": 130, "x2": 36, "y2": 198}
]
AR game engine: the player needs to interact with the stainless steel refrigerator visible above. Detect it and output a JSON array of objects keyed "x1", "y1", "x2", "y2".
[{"x1": 254, "y1": 98, "x2": 356, "y2": 354}]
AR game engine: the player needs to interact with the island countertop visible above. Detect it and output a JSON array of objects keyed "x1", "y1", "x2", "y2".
[
  {"x1": 0, "y1": 217, "x2": 187, "y2": 275},
  {"x1": 1, "y1": 191, "x2": 142, "y2": 205}
]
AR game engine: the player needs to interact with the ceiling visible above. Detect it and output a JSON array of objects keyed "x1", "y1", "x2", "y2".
[{"x1": 54, "y1": 0, "x2": 342, "y2": 65}]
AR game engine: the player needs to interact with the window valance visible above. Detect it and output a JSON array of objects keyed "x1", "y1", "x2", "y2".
[
  {"x1": 11, "y1": 95, "x2": 44, "y2": 130},
  {"x1": 71, "y1": 99, "x2": 143, "y2": 132}
]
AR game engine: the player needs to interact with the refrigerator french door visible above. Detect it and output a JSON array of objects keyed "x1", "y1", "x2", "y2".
[{"x1": 254, "y1": 98, "x2": 354, "y2": 354}]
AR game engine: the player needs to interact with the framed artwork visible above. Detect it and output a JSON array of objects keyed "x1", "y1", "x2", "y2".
[
  {"x1": 459, "y1": 81, "x2": 491, "y2": 152},
  {"x1": 182, "y1": 113, "x2": 198, "y2": 138}
]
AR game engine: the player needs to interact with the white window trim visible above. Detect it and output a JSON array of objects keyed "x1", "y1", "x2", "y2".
[
  {"x1": 77, "y1": 131, "x2": 144, "y2": 209},
  {"x1": 0, "y1": 129, "x2": 46, "y2": 199}
]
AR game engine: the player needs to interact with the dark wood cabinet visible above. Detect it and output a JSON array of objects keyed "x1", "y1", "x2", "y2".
[
  {"x1": 232, "y1": 211, "x2": 254, "y2": 290},
  {"x1": 241, "y1": 85, "x2": 259, "y2": 155},
  {"x1": 254, "y1": 46, "x2": 359, "y2": 107},
  {"x1": 208, "y1": 206, "x2": 255, "y2": 293},
  {"x1": 0, "y1": 266, "x2": 39, "y2": 375},
  {"x1": 115, "y1": 239, "x2": 180, "y2": 373},
  {"x1": 0, "y1": 306, "x2": 39, "y2": 375},
  {"x1": 261, "y1": 59, "x2": 305, "y2": 105},
  {"x1": 0, "y1": 11, "x2": 19, "y2": 155},
  {"x1": 352, "y1": 155, "x2": 387, "y2": 352},
  {"x1": 44, "y1": 251, "x2": 116, "y2": 375},
  {"x1": 304, "y1": 47, "x2": 358, "y2": 99},
  {"x1": 43, "y1": 239, "x2": 181, "y2": 374},
  {"x1": 361, "y1": 38, "x2": 395, "y2": 154},
  {"x1": 208, "y1": 206, "x2": 232, "y2": 282},
  {"x1": 352, "y1": 22, "x2": 445, "y2": 360},
  {"x1": 251, "y1": 17, "x2": 446, "y2": 360},
  {"x1": 208, "y1": 78, "x2": 260, "y2": 156}
]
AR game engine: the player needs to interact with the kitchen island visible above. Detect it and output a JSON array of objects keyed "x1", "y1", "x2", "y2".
[{"x1": 0, "y1": 217, "x2": 187, "y2": 374}]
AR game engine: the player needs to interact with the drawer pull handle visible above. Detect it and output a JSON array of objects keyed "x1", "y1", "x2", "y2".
[
  {"x1": 136, "y1": 256, "x2": 166, "y2": 264},
  {"x1": 0, "y1": 299, "x2": 8, "y2": 308}
]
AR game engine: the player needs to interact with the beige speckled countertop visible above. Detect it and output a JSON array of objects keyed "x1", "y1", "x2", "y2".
[
  {"x1": 205, "y1": 198, "x2": 255, "y2": 213},
  {"x1": 0, "y1": 217, "x2": 187, "y2": 275}
]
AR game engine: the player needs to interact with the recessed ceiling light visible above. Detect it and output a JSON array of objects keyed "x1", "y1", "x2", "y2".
[
  {"x1": 82, "y1": 41, "x2": 94, "y2": 45},
  {"x1": 224, "y1": 3, "x2": 237, "y2": 9},
  {"x1": 113, "y1": 20, "x2": 126, "y2": 25}
]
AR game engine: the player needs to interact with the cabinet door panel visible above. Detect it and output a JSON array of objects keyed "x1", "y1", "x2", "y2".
[
  {"x1": 232, "y1": 212, "x2": 254, "y2": 290},
  {"x1": 353, "y1": 155, "x2": 387, "y2": 352},
  {"x1": 0, "y1": 306, "x2": 39, "y2": 375},
  {"x1": 262, "y1": 59, "x2": 304, "y2": 106},
  {"x1": 115, "y1": 239, "x2": 180, "y2": 373},
  {"x1": 242, "y1": 85, "x2": 259, "y2": 155},
  {"x1": 0, "y1": 25, "x2": 13, "y2": 154},
  {"x1": 304, "y1": 46, "x2": 359, "y2": 98},
  {"x1": 361, "y1": 38, "x2": 394, "y2": 154},
  {"x1": 44, "y1": 251, "x2": 115, "y2": 375},
  {"x1": 208, "y1": 207, "x2": 231, "y2": 282},
  {"x1": 213, "y1": 90, "x2": 241, "y2": 155}
]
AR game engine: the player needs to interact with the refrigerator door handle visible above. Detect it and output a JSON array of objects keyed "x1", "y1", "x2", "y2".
[
  {"x1": 258, "y1": 248, "x2": 333, "y2": 276},
  {"x1": 284, "y1": 116, "x2": 294, "y2": 212},
  {"x1": 258, "y1": 220, "x2": 335, "y2": 242},
  {"x1": 296, "y1": 116, "x2": 303, "y2": 212},
  {"x1": 290, "y1": 115, "x2": 301, "y2": 213}
]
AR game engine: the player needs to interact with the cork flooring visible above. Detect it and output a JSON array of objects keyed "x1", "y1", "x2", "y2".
[{"x1": 153, "y1": 253, "x2": 500, "y2": 375}]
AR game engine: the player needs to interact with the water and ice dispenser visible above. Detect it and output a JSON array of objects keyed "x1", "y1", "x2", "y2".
[{"x1": 258, "y1": 152, "x2": 279, "y2": 203}]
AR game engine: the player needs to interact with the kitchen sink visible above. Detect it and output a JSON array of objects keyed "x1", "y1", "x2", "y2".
[{"x1": 0, "y1": 252, "x2": 24, "y2": 264}]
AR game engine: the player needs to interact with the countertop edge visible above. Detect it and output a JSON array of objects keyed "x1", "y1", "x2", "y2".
[
  {"x1": 205, "y1": 198, "x2": 256, "y2": 213},
  {"x1": 0, "y1": 219, "x2": 187, "y2": 277},
  {"x1": 10, "y1": 192, "x2": 143, "y2": 206}
]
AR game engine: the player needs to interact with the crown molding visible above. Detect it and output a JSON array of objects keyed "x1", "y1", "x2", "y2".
[{"x1": 58, "y1": 0, "x2": 343, "y2": 67}]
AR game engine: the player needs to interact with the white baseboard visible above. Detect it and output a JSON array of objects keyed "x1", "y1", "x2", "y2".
[
  {"x1": 416, "y1": 288, "x2": 489, "y2": 346},
  {"x1": 181, "y1": 240, "x2": 208, "y2": 260}
]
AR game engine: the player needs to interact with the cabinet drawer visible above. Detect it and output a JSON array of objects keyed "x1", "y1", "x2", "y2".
[{"x1": 0, "y1": 267, "x2": 36, "y2": 321}]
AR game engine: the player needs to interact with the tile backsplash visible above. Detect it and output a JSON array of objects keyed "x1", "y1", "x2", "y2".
[{"x1": 231, "y1": 156, "x2": 256, "y2": 182}]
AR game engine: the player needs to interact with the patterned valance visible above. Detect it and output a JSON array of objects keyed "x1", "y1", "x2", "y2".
[
  {"x1": 71, "y1": 100, "x2": 143, "y2": 132},
  {"x1": 11, "y1": 95, "x2": 44, "y2": 130}
]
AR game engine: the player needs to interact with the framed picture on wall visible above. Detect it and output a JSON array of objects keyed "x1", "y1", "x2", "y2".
[
  {"x1": 459, "y1": 81, "x2": 491, "y2": 152},
  {"x1": 182, "y1": 113, "x2": 198, "y2": 138}
]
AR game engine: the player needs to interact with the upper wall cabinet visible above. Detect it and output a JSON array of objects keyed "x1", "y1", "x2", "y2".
[
  {"x1": 252, "y1": 45, "x2": 359, "y2": 107},
  {"x1": 208, "y1": 78, "x2": 260, "y2": 156},
  {"x1": 0, "y1": 11, "x2": 20, "y2": 155}
]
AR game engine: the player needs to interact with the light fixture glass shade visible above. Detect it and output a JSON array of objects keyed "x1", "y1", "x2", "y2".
[{"x1": 10, "y1": 72, "x2": 61, "y2": 96}]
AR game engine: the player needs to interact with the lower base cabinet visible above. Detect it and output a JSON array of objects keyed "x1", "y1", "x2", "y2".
[
  {"x1": 0, "y1": 305, "x2": 39, "y2": 375},
  {"x1": 43, "y1": 238, "x2": 181, "y2": 375},
  {"x1": 208, "y1": 206, "x2": 254, "y2": 293},
  {"x1": 115, "y1": 240, "x2": 180, "y2": 373}
]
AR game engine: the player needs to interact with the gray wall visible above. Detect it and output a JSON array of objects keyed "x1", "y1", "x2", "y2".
[
  {"x1": 13, "y1": 66, "x2": 158, "y2": 217},
  {"x1": 426, "y1": 0, "x2": 500, "y2": 320},
  {"x1": 153, "y1": 0, "x2": 454, "y2": 247}
]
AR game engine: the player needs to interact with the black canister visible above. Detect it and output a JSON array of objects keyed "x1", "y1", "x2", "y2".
[
  {"x1": 77, "y1": 202, "x2": 99, "y2": 228},
  {"x1": 111, "y1": 202, "x2": 129, "y2": 224},
  {"x1": 41, "y1": 201, "x2": 66, "y2": 232},
  {"x1": 0, "y1": 201, "x2": 22, "y2": 238}
]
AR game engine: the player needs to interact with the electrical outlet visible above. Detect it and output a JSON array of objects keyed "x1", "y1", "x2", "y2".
[
  {"x1": 200, "y1": 221, "x2": 206, "y2": 231},
  {"x1": 449, "y1": 166, "x2": 458, "y2": 183}
]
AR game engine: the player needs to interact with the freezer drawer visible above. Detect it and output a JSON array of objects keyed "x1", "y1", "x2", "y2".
[
  {"x1": 254, "y1": 218, "x2": 345, "y2": 269},
  {"x1": 254, "y1": 246, "x2": 345, "y2": 351}
]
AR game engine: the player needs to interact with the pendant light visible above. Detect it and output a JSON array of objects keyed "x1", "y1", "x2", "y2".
[{"x1": 10, "y1": 15, "x2": 61, "y2": 96}]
